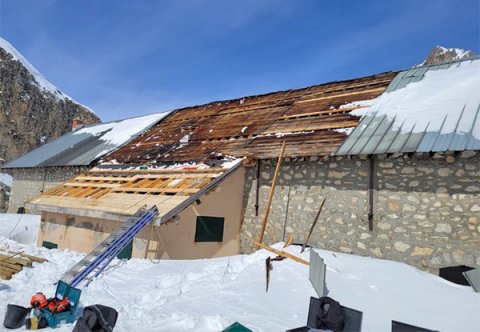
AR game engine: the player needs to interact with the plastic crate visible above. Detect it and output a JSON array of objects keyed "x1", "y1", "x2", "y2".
[{"x1": 35, "y1": 281, "x2": 82, "y2": 328}]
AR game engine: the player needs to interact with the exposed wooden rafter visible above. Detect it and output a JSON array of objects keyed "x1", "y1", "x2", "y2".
[{"x1": 27, "y1": 163, "x2": 242, "y2": 220}]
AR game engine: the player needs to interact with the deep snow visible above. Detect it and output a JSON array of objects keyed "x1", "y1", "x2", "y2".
[
  {"x1": 0, "y1": 214, "x2": 39, "y2": 244},
  {"x1": 0, "y1": 215, "x2": 478, "y2": 331}
]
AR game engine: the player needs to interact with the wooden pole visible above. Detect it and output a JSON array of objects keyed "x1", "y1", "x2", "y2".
[
  {"x1": 257, "y1": 141, "x2": 286, "y2": 246},
  {"x1": 254, "y1": 240, "x2": 310, "y2": 265},
  {"x1": 301, "y1": 197, "x2": 327, "y2": 253},
  {"x1": 283, "y1": 233, "x2": 294, "y2": 248},
  {"x1": 368, "y1": 155, "x2": 375, "y2": 231}
]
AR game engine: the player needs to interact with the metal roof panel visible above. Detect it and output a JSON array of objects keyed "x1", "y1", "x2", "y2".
[
  {"x1": 2, "y1": 113, "x2": 166, "y2": 168},
  {"x1": 336, "y1": 57, "x2": 480, "y2": 155}
]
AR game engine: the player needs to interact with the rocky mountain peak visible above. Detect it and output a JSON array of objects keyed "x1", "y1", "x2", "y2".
[
  {"x1": 0, "y1": 37, "x2": 100, "y2": 163},
  {"x1": 421, "y1": 46, "x2": 476, "y2": 66}
]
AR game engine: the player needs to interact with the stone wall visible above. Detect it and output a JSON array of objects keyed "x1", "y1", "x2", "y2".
[
  {"x1": 6, "y1": 166, "x2": 90, "y2": 214},
  {"x1": 240, "y1": 151, "x2": 480, "y2": 272},
  {"x1": 0, "y1": 182, "x2": 9, "y2": 212}
]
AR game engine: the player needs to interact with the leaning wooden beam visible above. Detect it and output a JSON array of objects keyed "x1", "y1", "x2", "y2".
[
  {"x1": 254, "y1": 241, "x2": 310, "y2": 266},
  {"x1": 257, "y1": 141, "x2": 286, "y2": 246},
  {"x1": 301, "y1": 197, "x2": 327, "y2": 253},
  {"x1": 283, "y1": 233, "x2": 294, "y2": 248}
]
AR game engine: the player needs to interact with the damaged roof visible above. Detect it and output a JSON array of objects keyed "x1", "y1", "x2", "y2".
[
  {"x1": 2, "y1": 113, "x2": 168, "y2": 169},
  {"x1": 104, "y1": 72, "x2": 396, "y2": 163},
  {"x1": 336, "y1": 58, "x2": 480, "y2": 155},
  {"x1": 27, "y1": 162, "x2": 242, "y2": 221}
]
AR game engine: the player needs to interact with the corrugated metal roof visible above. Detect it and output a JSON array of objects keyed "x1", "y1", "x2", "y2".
[
  {"x1": 336, "y1": 57, "x2": 480, "y2": 155},
  {"x1": 2, "y1": 113, "x2": 168, "y2": 168}
]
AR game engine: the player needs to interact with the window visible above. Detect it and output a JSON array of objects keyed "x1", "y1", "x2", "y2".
[
  {"x1": 42, "y1": 241, "x2": 58, "y2": 250},
  {"x1": 195, "y1": 216, "x2": 224, "y2": 242}
]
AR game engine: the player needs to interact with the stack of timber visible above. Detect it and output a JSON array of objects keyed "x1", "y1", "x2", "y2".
[{"x1": 0, "y1": 250, "x2": 46, "y2": 280}]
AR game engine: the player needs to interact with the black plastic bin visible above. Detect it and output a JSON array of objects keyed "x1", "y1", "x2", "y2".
[{"x1": 3, "y1": 304, "x2": 29, "y2": 329}]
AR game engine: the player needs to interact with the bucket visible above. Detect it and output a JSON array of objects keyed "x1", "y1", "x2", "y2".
[{"x1": 3, "y1": 304, "x2": 30, "y2": 329}]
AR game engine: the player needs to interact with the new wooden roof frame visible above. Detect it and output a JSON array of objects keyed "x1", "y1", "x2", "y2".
[{"x1": 26, "y1": 161, "x2": 243, "y2": 223}]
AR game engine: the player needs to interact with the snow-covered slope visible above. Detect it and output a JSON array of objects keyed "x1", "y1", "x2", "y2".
[
  {"x1": 0, "y1": 38, "x2": 92, "y2": 113},
  {"x1": 0, "y1": 216, "x2": 478, "y2": 332}
]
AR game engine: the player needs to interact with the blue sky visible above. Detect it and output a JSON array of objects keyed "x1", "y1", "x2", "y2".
[{"x1": 0, "y1": 0, "x2": 478, "y2": 121}]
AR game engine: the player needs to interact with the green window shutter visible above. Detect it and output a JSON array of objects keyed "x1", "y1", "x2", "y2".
[
  {"x1": 195, "y1": 216, "x2": 224, "y2": 242},
  {"x1": 117, "y1": 240, "x2": 133, "y2": 260},
  {"x1": 42, "y1": 241, "x2": 58, "y2": 250}
]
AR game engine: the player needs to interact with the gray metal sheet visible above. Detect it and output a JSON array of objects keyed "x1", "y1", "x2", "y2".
[
  {"x1": 385, "y1": 70, "x2": 408, "y2": 92},
  {"x1": 463, "y1": 267, "x2": 480, "y2": 292},
  {"x1": 2, "y1": 114, "x2": 164, "y2": 168},
  {"x1": 336, "y1": 113, "x2": 377, "y2": 155},
  {"x1": 309, "y1": 250, "x2": 326, "y2": 298},
  {"x1": 401, "y1": 130, "x2": 425, "y2": 153},
  {"x1": 3, "y1": 131, "x2": 94, "y2": 168},
  {"x1": 348, "y1": 114, "x2": 386, "y2": 155},
  {"x1": 335, "y1": 57, "x2": 480, "y2": 155},
  {"x1": 359, "y1": 115, "x2": 391, "y2": 154},
  {"x1": 373, "y1": 125, "x2": 402, "y2": 154}
]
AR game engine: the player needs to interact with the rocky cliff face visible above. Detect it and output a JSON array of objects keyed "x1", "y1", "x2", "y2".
[
  {"x1": 0, "y1": 38, "x2": 100, "y2": 164},
  {"x1": 421, "y1": 46, "x2": 476, "y2": 66}
]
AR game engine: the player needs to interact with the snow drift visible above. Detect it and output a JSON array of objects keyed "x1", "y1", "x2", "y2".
[{"x1": 0, "y1": 230, "x2": 478, "y2": 331}]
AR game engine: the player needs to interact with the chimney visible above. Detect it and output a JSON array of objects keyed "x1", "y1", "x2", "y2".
[{"x1": 72, "y1": 118, "x2": 84, "y2": 131}]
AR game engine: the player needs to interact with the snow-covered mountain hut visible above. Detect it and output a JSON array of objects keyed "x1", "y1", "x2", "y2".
[
  {"x1": 25, "y1": 71, "x2": 395, "y2": 260},
  {"x1": 23, "y1": 58, "x2": 480, "y2": 269}
]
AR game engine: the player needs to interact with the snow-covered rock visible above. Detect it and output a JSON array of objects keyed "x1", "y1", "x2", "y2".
[
  {"x1": 0, "y1": 37, "x2": 99, "y2": 163},
  {"x1": 420, "y1": 45, "x2": 476, "y2": 66}
]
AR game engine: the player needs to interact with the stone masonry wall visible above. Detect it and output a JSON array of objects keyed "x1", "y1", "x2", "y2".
[
  {"x1": 240, "y1": 151, "x2": 480, "y2": 272},
  {"x1": 0, "y1": 182, "x2": 9, "y2": 212},
  {"x1": 6, "y1": 166, "x2": 90, "y2": 214}
]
